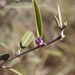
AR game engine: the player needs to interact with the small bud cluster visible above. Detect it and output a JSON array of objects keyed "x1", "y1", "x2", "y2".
[{"x1": 35, "y1": 37, "x2": 46, "y2": 47}]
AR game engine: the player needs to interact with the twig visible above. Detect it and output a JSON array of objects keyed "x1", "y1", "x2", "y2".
[
  {"x1": 0, "y1": 33, "x2": 62, "y2": 68},
  {"x1": 0, "y1": 5, "x2": 69, "y2": 68}
]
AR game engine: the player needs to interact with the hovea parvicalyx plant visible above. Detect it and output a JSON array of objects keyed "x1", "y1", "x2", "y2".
[
  {"x1": 0, "y1": 0, "x2": 69, "y2": 75},
  {"x1": 0, "y1": 0, "x2": 68, "y2": 63}
]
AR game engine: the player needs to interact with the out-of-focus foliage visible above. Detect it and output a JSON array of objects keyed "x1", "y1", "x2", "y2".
[{"x1": 0, "y1": 0, "x2": 75, "y2": 75}]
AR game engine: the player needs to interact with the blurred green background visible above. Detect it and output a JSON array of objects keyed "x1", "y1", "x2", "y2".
[{"x1": 0, "y1": 0, "x2": 75, "y2": 75}]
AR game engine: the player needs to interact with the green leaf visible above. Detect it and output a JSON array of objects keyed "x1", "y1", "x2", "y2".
[
  {"x1": 8, "y1": 68, "x2": 23, "y2": 75},
  {"x1": 19, "y1": 31, "x2": 34, "y2": 49},
  {"x1": 45, "y1": 49, "x2": 63, "y2": 56},
  {"x1": 33, "y1": 0, "x2": 43, "y2": 37}
]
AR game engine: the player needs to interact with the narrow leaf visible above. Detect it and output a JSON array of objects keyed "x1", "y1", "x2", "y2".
[
  {"x1": 45, "y1": 49, "x2": 63, "y2": 56},
  {"x1": 19, "y1": 31, "x2": 34, "y2": 49},
  {"x1": 33, "y1": 0, "x2": 43, "y2": 37},
  {"x1": 57, "y1": 5, "x2": 63, "y2": 28},
  {"x1": 54, "y1": 16, "x2": 60, "y2": 27},
  {"x1": 8, "y1": 68, "x2": 23, "y2": 75}
]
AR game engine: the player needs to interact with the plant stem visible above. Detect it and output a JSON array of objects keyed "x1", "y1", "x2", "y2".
[{"x1": 0, "y1": 34, "x2": 61, "y2": 68}]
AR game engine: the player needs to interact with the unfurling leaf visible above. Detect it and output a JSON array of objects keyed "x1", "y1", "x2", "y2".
[
  {"x1": 19, "y1": 31, "x2": 34, "y2": 49},
  {"x1": 33, "y1": 0, "x2": 43, "y2": 37}
]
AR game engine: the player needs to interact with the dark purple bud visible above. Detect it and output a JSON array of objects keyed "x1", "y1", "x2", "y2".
[
  {"x1": 35, "y1": 37, "x2": 43, "y2": 45},
  {"x1": 35, "y1": 37, "x2": 47, "y2": 47}
]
